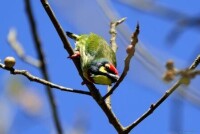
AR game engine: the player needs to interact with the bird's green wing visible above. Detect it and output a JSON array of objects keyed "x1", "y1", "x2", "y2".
[{"x1": 84, "y1": 33, "x2": 116, "y2": 66}]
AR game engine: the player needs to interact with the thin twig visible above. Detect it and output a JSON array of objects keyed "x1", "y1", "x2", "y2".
[
  {"x1": 110, "y1": 17, "x2": 126, "y2": 53},
  {"x1": 97, "y1": 0, "x2": 164, "y2": 78},
  {"x1": 0, "y1": 63, "x2": 91, "y2": 95},
  {"x1": 103, "y1": 23, "x2": 140, "y2": 101},
  {"x1": 41, "y1": 0, "x2": 74, "y2": 55},
  {"x1": 7, "y1": 28, "x2": 41, "y2": 67},
  {"x1": 25, "y1": 0, "x2": 63, "y2": 133},
  {"x1": 105, "y1": 86, "x2": 112, "y2": 109},
  {"x1": 188, "y1": 55, "x2": 200, "y2": 70},
  {"x1": 40, "y1": 0, "x2": 124, "y2": 132},
  {"x1": 123, "y1": 55, "x2": 200, "y2": 133},
  {"x1": 177, "y1": 69, "x2": 200, "y2": 76},
  {"x1": 106, "y1": 17, "x2": 126, "y2": 108},
  {"x1": 40, "y1": 0, "x2": 83, "y2": 79}
]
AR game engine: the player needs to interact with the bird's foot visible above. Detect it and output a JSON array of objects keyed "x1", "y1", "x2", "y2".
[{"x1": 68, "y1": 51, "x2": 80, "y2": 59}]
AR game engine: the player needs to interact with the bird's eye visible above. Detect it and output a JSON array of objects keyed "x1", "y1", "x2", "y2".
[{"x1": 105, "y1": 64, "x2": 110, "y2": 70}]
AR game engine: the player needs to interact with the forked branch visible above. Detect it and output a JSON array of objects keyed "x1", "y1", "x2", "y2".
[
  {"x1": 25, "y1": 0, "x2": 63, "y2": 133},
  {"x1": 41, "y1": 0, "x2": 124, "y2": 132},
  {"x1": 123, "y1": 55, "x2": 200, "y2": 133},
  {"x1": 110, "y1": 17, "x2": 126, "y2": 53},
  {"x1": 106, "y1": 17, "x2": 126, "y2": 108},
  {"x1": 103, "y1": 23, "x2": 140, "y2": 101}
]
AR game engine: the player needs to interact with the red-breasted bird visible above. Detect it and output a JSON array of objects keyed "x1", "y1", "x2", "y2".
[{"x1": 66, "y1": 32, "x2": 119, "y2": 85}]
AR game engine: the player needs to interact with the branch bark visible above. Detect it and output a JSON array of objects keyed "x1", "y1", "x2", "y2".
[
  {"x1": 41, "y1": 0, "x2": 124, "y2": 132},
  {"x1": 106, "y1": 17, "x2": 126, "y2": 108},
  {"x1": 40, "y1": 1, "x2": 200, "y2": 134},
  {"x1": 110, "y1": 17, "x2": 126, "y2": 53},
  {"x1": 123, "y1": 55, "x2": 200, "y2": 133},
  {"x1": 25, "y1": 0, "x2": 63, "y2": 133},
  {"x1": 0, "y1": 63, "x2": 91, "y2": 96},
  {"x1": 103, "y1": 23, "x2": 140, "y2": 101}
]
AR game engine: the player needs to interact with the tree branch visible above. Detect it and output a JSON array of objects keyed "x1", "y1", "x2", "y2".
[
  {"x1": 25, "y1": 0, "x2": 63, "y2": 133},
  {"x1": 110, "y1": 17, "x2": 126, "y2": 53},
  {"x1": 123, "y1": 55, "x2": 200, "y2": 133},
  {"x1": 40, "y1": 0, "x2": 124, "y2": 132},
  {"x1": 105, "y1": 86, "x2": 112, "y2": 109},
  {"x1": 106, "y1": 18, "x2": 126, "y2": 108},
  {"x1": 103, "y1": 23, "x2": 140, "y2": 101},
  {"x1": 0, "y1": 63, "x2": 91, "y2": 96}
]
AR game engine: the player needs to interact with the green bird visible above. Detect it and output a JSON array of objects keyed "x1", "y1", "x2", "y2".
[{"x1": 66, "y1": 32, "x2": 119, "y2": 85}]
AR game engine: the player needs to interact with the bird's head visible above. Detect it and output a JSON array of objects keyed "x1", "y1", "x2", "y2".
[{"x1": 88, "y1": 59, "x2": 119, "y2": 85}]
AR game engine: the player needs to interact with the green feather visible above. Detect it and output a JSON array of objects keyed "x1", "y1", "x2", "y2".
[
  {"x1": 70, "y1": 32, "x2": 117, "y2": 85},
  {"x1": 77, "y1": 33, "x2": 116, "y2": 67}
]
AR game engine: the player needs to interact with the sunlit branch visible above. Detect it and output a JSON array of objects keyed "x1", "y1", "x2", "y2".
[
  {"x1": 106, "y1": 17, "x2": 126, "y2": 108},
  {"x1": 110, "y1": 17, "x2": 126, "y2": 53},
  {"x1": 124, "y1": 55, "x2": 200, "y2": 133},
  {"x1": 103, "y1": 23, "x2": 140, "y2": 101},
  {"x1": 41, "y1": 0, "x2": 124, "y2": 132},
  {"x1": 25, "y1": 0, "x2": 63, "y2": 133},
  {"x1": 0, "y1": 63, "x2": 91, "y2": 95}
]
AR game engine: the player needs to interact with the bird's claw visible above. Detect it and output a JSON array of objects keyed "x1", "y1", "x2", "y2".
[{"x1": 68, "y1": 51, "x2": 80, "y2": 59}]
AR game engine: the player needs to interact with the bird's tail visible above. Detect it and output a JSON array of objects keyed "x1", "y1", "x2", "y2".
[{"x1": 66, "y1": 31, "x2": 79, "y2": 40}]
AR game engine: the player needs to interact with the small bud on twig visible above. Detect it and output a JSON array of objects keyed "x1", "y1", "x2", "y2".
[
  {"x1": 165, "y1": 60, "x2": 174, "y2": 70},
  {"x1": 126, "y1": 45, "x2": 135, "y2": 55},
  {"x1": 4, "y1": 56, "x2": 16, "y2": 68},
  {"x1": 162, "y1": 71, "x2": 175, "y2": 82},
  {"x1": 162, "y1": 60, "x2": 177, "y2": 82}
]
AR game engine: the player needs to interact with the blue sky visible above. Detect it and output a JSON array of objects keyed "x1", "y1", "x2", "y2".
[{"x1": 1, "y1": 0, "x2": 200, "y2": 134}]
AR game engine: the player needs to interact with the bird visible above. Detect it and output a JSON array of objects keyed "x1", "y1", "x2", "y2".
[{"x1": 66, "y1": 32, "x2": 119, "y2": 85}]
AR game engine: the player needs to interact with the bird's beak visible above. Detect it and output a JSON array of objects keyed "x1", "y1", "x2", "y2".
[
  {"x1": 99, "y1": 66, "x2": 119, "y2": 82},
  {"x1": 106, "y1": 72, "x2": 119, "y2": 82}
]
